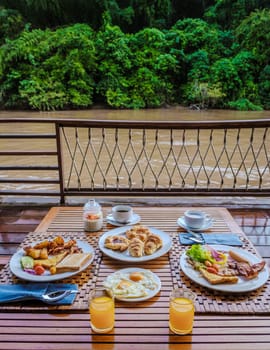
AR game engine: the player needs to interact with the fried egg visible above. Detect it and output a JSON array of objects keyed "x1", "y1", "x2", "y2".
[{"x1": 103, "y1": 270, "x2": 158, "y2": 299}]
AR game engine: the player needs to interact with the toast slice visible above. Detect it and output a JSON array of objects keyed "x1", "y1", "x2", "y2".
[
  {"x1": 56, "y1": 253, "x2": 92, "y2": 273},
  {"x1": 199, "y1": 268, "x2": 239, "y2": 285}
]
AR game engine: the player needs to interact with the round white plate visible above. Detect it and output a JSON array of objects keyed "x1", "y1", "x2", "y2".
[
  {"x1": 177, "y1": 216, "x2": 213, "y2": 232},
  {"x1": 9, "y1": 240, "x2": 95, "y2": 282},
  {"x1": 99, "y1": 226, "x2": 172, "y2": 262},
  {"x1": 104, "y1": 267, "x2": 161, "y2": 302},
  {"x1": 106, "y1": 213, "x2": 141, "y2": 227},
  {"x1": 180, "y1": 245, "x2": 269, "y2": 293}
]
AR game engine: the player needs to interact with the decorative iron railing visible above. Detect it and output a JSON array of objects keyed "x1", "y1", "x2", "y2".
[{"x1": 0, "y1": 118, "x2": 270, "y2": 203}]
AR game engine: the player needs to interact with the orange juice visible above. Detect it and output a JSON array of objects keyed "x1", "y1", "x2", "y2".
[
  {"x1": 169, "y1": 289, "x2": 196, "y2": 335},
  {"x1": 90, "y1": 293, "x2": 114, "y2": 333}
]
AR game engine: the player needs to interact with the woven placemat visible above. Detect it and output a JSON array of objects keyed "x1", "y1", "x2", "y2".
[
  {"x1": 1, "y1": 230, "x2": 270, "y2": 314},
  {"x1": 169, "y1": 233, "x2": 270, "y2": 314},
  {"x1": 0, "y1": 232, "x2": 102, "y2": 311}
]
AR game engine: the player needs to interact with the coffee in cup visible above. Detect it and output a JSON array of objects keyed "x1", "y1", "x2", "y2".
[
  {"x1": 184, "y1": 210, "x2": 209, "y2": 229},
  {"x1": 112, "y1": 205, "x2": 133, "y2": 223}
]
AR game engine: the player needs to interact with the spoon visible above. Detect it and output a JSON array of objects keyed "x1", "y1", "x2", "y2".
[
  {"x1": 186, "y1": 229, "x2": 203, "y2": 240},
  {"x1": 41, "y1": 289, "x2": 78, "y2": 303},
  {"x1": 184, "y1": 230, "x2": 204, "y2": 243},
  {"x1": 184, "y1": 235, "x2": 204, "y2": 243}
]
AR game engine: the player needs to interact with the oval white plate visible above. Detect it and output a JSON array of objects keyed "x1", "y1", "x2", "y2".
[
  {"x1": 9, "y1": 240, "x2": 95, "y2": 282},
  {"x1": 180, "y1": 245, "x2": 269, "y2": 293},
  {"x1": 177, "y1": 216, "x2": 213, "y2": 232},
  {"x1": 106, "y1": 213, "x2": 141, "y2": 227},
  {"x1": 99, "y1": 226, "x2": 172, "y2": 262},
  {"x1": 104, "y1": 267, "x2": 161, "y2": 302}
]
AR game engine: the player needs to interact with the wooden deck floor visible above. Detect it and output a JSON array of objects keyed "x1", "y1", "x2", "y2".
[{"x1": 0, "y1": 205, "x2": 270, "y2": 267}]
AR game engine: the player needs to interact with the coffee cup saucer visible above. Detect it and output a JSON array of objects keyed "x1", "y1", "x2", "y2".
[
  {"x1": 177, "y1": 216, "x2": 213, "y2": 232},
  {"x1": 106, "y1": 213, "x2": 141, "y2": 227}
]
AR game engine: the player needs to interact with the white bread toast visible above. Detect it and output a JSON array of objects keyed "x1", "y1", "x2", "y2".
[
  {"x1": 56, "y1": 253, "x2": 92, "y2": 273},
  {"x1": 199, "y1": 268, "x2": 239, "y2": 285}
]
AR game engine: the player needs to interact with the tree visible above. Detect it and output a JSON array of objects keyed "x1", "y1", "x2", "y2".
[
  {"x1": 235, "y1": 8, "x2": 270, "y2": 67},
  {"x1": 204, "y1": 0, "x2": 270, "y2": 29},
  {"x1": 0, "y1": 23, "x2": 96, "y2": 110},
  {"x1": 0, "y1": 7, "x2": 24, "y2": 44},
  {"x1": 258, "y1": 65, "x2": 270, "y2": 109},
  {"x1": 95, "y1": 21, "x2": 179, "y2": 108}
]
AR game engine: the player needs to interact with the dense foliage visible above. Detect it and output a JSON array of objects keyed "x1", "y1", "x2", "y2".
[
  {"x1": 0, "y1": 0, "x2": 269, "y2": 110},
  {"x1": 0, "y1": 24, "x2": 96, "y2": 109}
]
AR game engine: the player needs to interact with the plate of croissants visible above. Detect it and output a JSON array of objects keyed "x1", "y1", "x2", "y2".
[{"x1": 99, "y1": 225, "x2": 172, "y2": 262}]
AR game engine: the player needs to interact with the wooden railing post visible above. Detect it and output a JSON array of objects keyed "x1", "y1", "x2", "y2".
[{"x1": 55, "y1": 122, "x2": 65, "y2": 204}]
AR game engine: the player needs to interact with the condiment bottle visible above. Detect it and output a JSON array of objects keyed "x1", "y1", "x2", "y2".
[{"x1": 83, "y1": 199, "x2": 103, "y2": 232}]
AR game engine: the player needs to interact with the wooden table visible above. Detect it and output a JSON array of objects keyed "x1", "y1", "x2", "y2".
[{"x1": 1, "y1": 206, "x2": 270, "y2": 350}]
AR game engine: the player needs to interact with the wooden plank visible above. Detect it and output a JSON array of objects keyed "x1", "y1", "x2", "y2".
[
  {"x1": 34, "y1": 207, "x2": 61, "y2": 232},
  {"x1": 1, "y1": 312, "x2": 270, "y2": 349}
]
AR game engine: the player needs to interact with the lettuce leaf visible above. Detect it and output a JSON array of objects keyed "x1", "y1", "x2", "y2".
[{"x1": 186, "y1": 244, "x2": 214, "y2": 263}]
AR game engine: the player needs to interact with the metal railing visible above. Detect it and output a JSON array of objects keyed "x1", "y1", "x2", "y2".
[{"x1": 0, "y1": 118, "x2": 270, "y2": 203}]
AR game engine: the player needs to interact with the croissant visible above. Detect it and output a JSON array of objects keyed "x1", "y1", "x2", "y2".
[
  {"x1": 104, "y1": 235, "x2": 130, "y2": 251},
  {"x1": 126, "y1": 225, "x2": 150, "y2": 242},
  {"x1": 128, "y1": 238, "x2": 144, "y2": 257},
  {"x1": 144, "y1": 233, "x2": 163, "y2": 255}
]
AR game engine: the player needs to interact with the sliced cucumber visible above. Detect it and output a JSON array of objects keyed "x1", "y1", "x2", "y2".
[{"x1": 21, "y1": 256, "x2": 34, "y2": 269}]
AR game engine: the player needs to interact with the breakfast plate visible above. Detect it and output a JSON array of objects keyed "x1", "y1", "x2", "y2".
[
  {"x1": 99, "y1": 226, "x2": 172, "y2": 262},
  {"x1": 103, "y1": 267, "x2": 161, "y2": 302},
  {"x1": 9, "y1": 240, "x2": 95, "y2": 282},
  {"x1": 106, "y1": 213, "x2": 141, "y2": 226},
  {"x1": 180, "y1": 245, "x2": 269, "y2": 293},
  {"x1": 177, "y1": 216, "x2": 213, "y2": 232}
]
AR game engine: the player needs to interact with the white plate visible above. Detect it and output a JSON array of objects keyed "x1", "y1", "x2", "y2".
[
  {"x1": 177, "y1": 216, "x2": 213, "y2": 232},
  {"x1": 106, "y1": 213, "x2": 141, "y2": 227},
  {"x1": 99, "y1": 226, "x2": 172, "y2": 262},
  {"x1": 9, "y1": 240, "x2": 95, "y2": 282},
  {"x1": 180, "y1": 245, "x2": 269, "y2": 293},
  {"x1": 104, "y1": 267, "x2": 161, "y2": 302}
]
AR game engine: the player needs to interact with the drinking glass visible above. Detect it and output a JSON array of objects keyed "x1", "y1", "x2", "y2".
[
  {"x1": 89, "y1": 288, "x2": 114, "y2": 333},
  {"x1": 169, "y1": 288, "x2": 196, "y2": 335}
]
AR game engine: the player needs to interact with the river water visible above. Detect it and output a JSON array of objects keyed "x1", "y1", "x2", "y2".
[
  {"x1": 1, "y1": 106, "x2": 269, "y2": 121},
  {"x1": 1, "y1": 107, "x2": 270, "y2": 193}
]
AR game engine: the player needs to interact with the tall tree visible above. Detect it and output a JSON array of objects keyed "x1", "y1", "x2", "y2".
[
  {"x1": 235, "y1": 8, "x2": 270, "y2": 66},
  {"x1": 205, "y1": 0, "x2": 270, "y2": 29}
]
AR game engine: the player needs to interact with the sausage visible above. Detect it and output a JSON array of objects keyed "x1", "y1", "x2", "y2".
[{"x1": 228, "y1": 250, "x2": 251, "y2": 264}]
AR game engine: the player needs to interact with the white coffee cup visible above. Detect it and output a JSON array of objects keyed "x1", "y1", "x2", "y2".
[
  {"x1": 184, "y1": 210, "x2": 209, "y2": 229},
  {"x1": 112, "y1": 205, "x2": 133, "y2": 223}
]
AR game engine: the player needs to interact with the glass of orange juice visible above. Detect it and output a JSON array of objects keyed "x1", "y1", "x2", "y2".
[
  {"x1": 169, "y1": 288, "x2": 196, "y2": 335},
  {"x1": 89, "y1": 288, "x2": 114, "y2": 333}
]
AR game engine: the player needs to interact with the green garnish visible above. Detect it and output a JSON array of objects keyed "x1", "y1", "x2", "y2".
[{"x1": 186, "y1": 244, "x2": 214, "y2": 263}]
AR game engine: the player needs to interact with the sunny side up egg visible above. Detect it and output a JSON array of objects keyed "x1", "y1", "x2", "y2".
[{"x1": 103, "y1": 271, "x2": 157, "y2": 299}]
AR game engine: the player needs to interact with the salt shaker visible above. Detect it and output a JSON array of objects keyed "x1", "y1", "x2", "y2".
[{"x1": 83, "y1": 199, "x2": 103, "y2": 232}]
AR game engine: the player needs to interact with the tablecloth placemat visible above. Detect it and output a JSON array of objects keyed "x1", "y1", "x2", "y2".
[
  {"x1": 169, "y1": 233, "x2": 270, "y2": 314},
  {"x1": 0, "y1": 232, "x2": 102, "y2": 311}
]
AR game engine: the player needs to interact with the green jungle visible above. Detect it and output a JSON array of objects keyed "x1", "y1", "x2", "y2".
[{"x1": 0, "y1": 0, "x2": 270, "y2": 111}]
